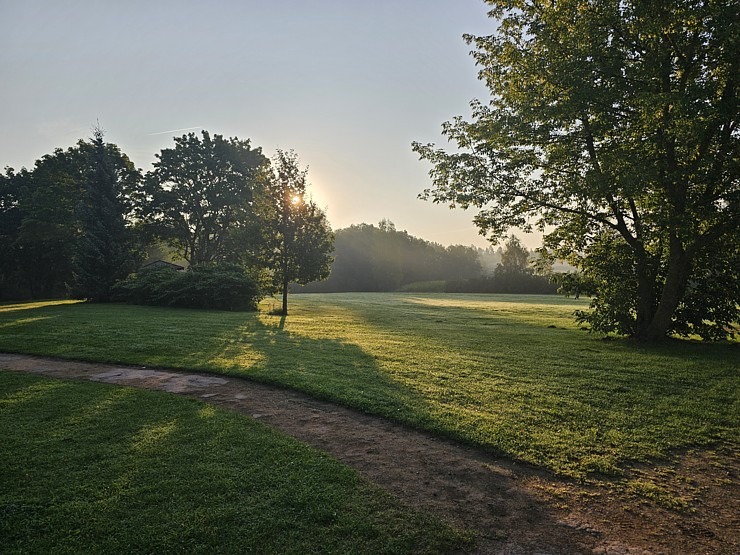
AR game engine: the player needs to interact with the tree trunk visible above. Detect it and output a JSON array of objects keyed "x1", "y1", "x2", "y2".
[
  {"x1": 280, "y1": 247, "x2": 290, "y2": 315},
  {"x1": 281, "y1": 274, "x2": 289, "y2": 315},
  {"x1": 639, "y1": 239, "x2": 691, "y2": 341},
  {"x1": 633, "y1": 248, "x2": 656, "y2": 337}
]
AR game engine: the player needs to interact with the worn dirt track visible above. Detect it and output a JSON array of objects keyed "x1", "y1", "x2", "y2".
[{"x1": 1, "y1": 353, "x2": 737, "y2": 554}]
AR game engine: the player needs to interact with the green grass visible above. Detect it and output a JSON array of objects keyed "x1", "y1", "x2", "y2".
[
  {"x1": 0, "y1": 294, "x2": 738, "y2": 479},
  {"x1": 0, "y1": 371, "x2": 468, "y2": 554}
]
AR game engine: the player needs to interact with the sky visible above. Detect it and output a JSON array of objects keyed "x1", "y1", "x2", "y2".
[{"x1": 0, "y1": 0, "x2": 541, "y2": 250}]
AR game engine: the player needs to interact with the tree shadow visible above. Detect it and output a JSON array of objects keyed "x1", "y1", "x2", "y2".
[
  {"x1": 0, "y1": 310, "x2": 643, "y2": 553},
  {"x1": 322, "y1": 294, "x2": 739, "y2": 479},
  {"x1": 1, "y1": 371, "x2": 474, "y2": 554},
  {"x1": 212, "y1": 313, "x2": 434, "y2": 423}
]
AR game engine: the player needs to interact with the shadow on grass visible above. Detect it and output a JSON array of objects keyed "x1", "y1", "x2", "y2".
[
  {"x1": 1, "y1": 371, "x2": 468, "y2": 554},
  {"x1": 323, "y1": 294, "x2": 740, "y2": 476},
  {"x1": 1, "y1": 298, "x2": 737, "y2": 480},
  {"x1": 213, "y1": 313, "x2": 436, "y2": 426}
]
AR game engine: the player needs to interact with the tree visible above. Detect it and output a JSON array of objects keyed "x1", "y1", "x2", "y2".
[
  {"x1": 414, "y1": 0, "x2": 739, "y2": 341},
  {"x1": 0, "y1": 168, "x2": 23, "y2": 299},
  {"x1": 259, "y1": 150, "x2": 333, "y2": 314},
  {"x1": 12, "y1": 151, "x2": 83, "y2": 298},
  {"x1": 71, "y1": 128, "x2": 143, "y2": 301},
  {"x1": 143, "y1": 131, "x2": 269, "y2": 265},
  {"x1": 492, "y1": 235, "x2": 556, "y2": 293},
  {"x1": 1, "y1": 135, "x2": 143, "y2": 300},
  {"x1": 0, "y1": 169, "x2": 23, "y2": 299},
  {"x1": 497, "y1": 235, "x2": 530, "y2": 276}
]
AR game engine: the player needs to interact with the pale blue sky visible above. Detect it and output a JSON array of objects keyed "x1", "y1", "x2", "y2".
[{"x1": 0, "y1": 0, "x2": 539, "y2": 248}]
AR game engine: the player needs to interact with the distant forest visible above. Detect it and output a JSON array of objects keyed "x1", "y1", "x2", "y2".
[{"x1": 296, "y1": 220, "x2": 558, "y2": 295}]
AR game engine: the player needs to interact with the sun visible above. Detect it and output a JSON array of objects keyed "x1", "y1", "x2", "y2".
[{"x1": 291, "y1": 194, "x2": 302, "y2": 205}]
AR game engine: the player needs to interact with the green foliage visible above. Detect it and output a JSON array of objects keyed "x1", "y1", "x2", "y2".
[
  {"x1": 0, "y1": 168, "x2": 25, "y2": 299},
  {"x1": 256, "y1": 149, "x2": 334, "y2": 313},
  {"x1": 142, "y1": 131, "x2": 269, "y2": 265},
  {"x1": 413, "y1": 0, "x2": 740, "y2": 341},
  {"x1": 2, "y1": 148, "x2": 86, "y2": 298},
  {"x1": 299, "y1": 222, "x2": 482, "y2": 292},
  {"x1": 447, "y1": 235, "x2": 557, "y2": 294},
  {"x1": 497, "y1": 235, "x2": 529, "y2": 275},
  {"x1": 112, "y1": 263, "x2": 264, "y2": 311},
  {"x1": 2, "y1": 131, "x2": 334, "y2": 309},
  {"x1": 672, "y1": 233, "x2": 740, "y2": 341},
  {"x1": 1, "y1": 136, "x2": 142, "y2": 301},
  {"x1": 1, "y1": 296, "x2": 737, "y2": 480},
  {"x1": 0, "y1": 372, "x2": 466, "y2": 554},
  {"x1": 70, "y1": 128, "x2": 143, "y2": 302}
]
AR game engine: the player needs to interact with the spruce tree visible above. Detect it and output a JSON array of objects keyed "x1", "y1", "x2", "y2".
[{"x1": 72, "y1": 128, "x2": 141, "y2": 301}]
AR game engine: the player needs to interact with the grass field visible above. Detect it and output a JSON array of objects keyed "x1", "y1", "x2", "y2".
[
  {"x1": 1, "y1": 294, "x2": 738, "y2": 480},
  {"x1": 0, "y1": 371, "x2": 466, "y2": 554}
]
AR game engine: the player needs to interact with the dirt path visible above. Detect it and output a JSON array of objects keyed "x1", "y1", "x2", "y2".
[{"x1": 1, "y1": 353, "x2": 737, "y2": 554}]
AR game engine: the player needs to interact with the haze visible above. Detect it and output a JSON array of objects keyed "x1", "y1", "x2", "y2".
[{"x1": 0, "y1": 0, "x2": 540, "y2": 249}]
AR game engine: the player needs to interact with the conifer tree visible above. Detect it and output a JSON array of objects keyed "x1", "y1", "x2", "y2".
[{"x1": 72, "y1": 128, "x2": 142, "y2": 301}]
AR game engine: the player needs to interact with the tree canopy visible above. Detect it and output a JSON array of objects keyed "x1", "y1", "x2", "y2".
[
  {"x1": 71, "y1": 128, "x2": 143, "y2": 301},
  {"x1": 257, "y1": 150, "x2": 334, "y2": 314},
  {"x1": 414, "y1": 0, "x2": 739, "y2": 340},
  {"x1": 1, "y1": 135, "x2": 141, "y2": 299},
  {"x1": 143, "y1": 131, "x2": 269, "y2": 266},
  {"x1": 1, "y1": 131, "x2": 334, "y2": 308}
]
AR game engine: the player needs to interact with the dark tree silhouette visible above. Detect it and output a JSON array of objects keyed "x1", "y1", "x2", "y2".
[
  {"x1": 71, "y1": 127, "x2": 143, "y2": 301},
  {"x1": 144, "y1": 131, "x2": 268, "y2": 265}
]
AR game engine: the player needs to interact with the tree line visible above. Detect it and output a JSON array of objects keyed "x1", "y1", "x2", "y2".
[
  {"x1": 0, "y1": 129, "x2": 333, "y2": 314},
  {"x1": 297, "y1": 224, "x2": 556, "y2": 294},
  {"x1": 447, "y1": 236, "x2": 557, "y2": 295},
  {"x1": 296, "y1": 220, "x2": 480, "y2": 292}
]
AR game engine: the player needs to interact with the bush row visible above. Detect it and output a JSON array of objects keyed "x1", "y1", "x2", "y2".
[
  {"x1": 445, "y1": 272, "x2": 558, "y2": 295},
  {"x1": 112, "y1": 264, "x2": 264, "y2": 311}
]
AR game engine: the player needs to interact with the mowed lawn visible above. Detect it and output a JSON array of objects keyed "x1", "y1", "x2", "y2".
[
  {"x1": 1, "y1": 293, "x2": 738, "y2": 480},
  {"x1": 0, "y1": 371, "x2": 466, "y2": 554}
]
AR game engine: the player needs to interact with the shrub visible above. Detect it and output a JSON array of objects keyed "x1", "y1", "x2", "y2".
[{"x1": 113, "y1": 263, "x2": 264, "y2": 311}]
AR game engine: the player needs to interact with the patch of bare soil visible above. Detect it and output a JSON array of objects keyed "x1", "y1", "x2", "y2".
[{"x1": 1, "y1": 353, "x2": 737, "y2": 554}]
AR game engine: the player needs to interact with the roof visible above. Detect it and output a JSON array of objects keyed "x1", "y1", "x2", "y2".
[{"x1": 140, "y1": 260, "x2": 186, "y2": 271}]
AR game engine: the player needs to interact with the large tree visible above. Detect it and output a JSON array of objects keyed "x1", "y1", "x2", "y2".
[
  {"x1": 414, "y1": 0, "x2": 739, "y2": 341},
  {"x1": 259, "y1": 150, "x2": 333, "y2": 314},
  {"x1": 0, "y1": 168, "x2": 25, "y2": 299},
  {"x1": 71, "y1": 128, "x2": 143, "y2": 301},
  {"x1": 8, "y1": 150, "x2": 83, "y2": 298},
  {"x1": 143, "y1": 131, "x2": 269, "y2": 265},
  {"x1": 1, "y1": 136, "x2": 142, "y2": 300}
]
